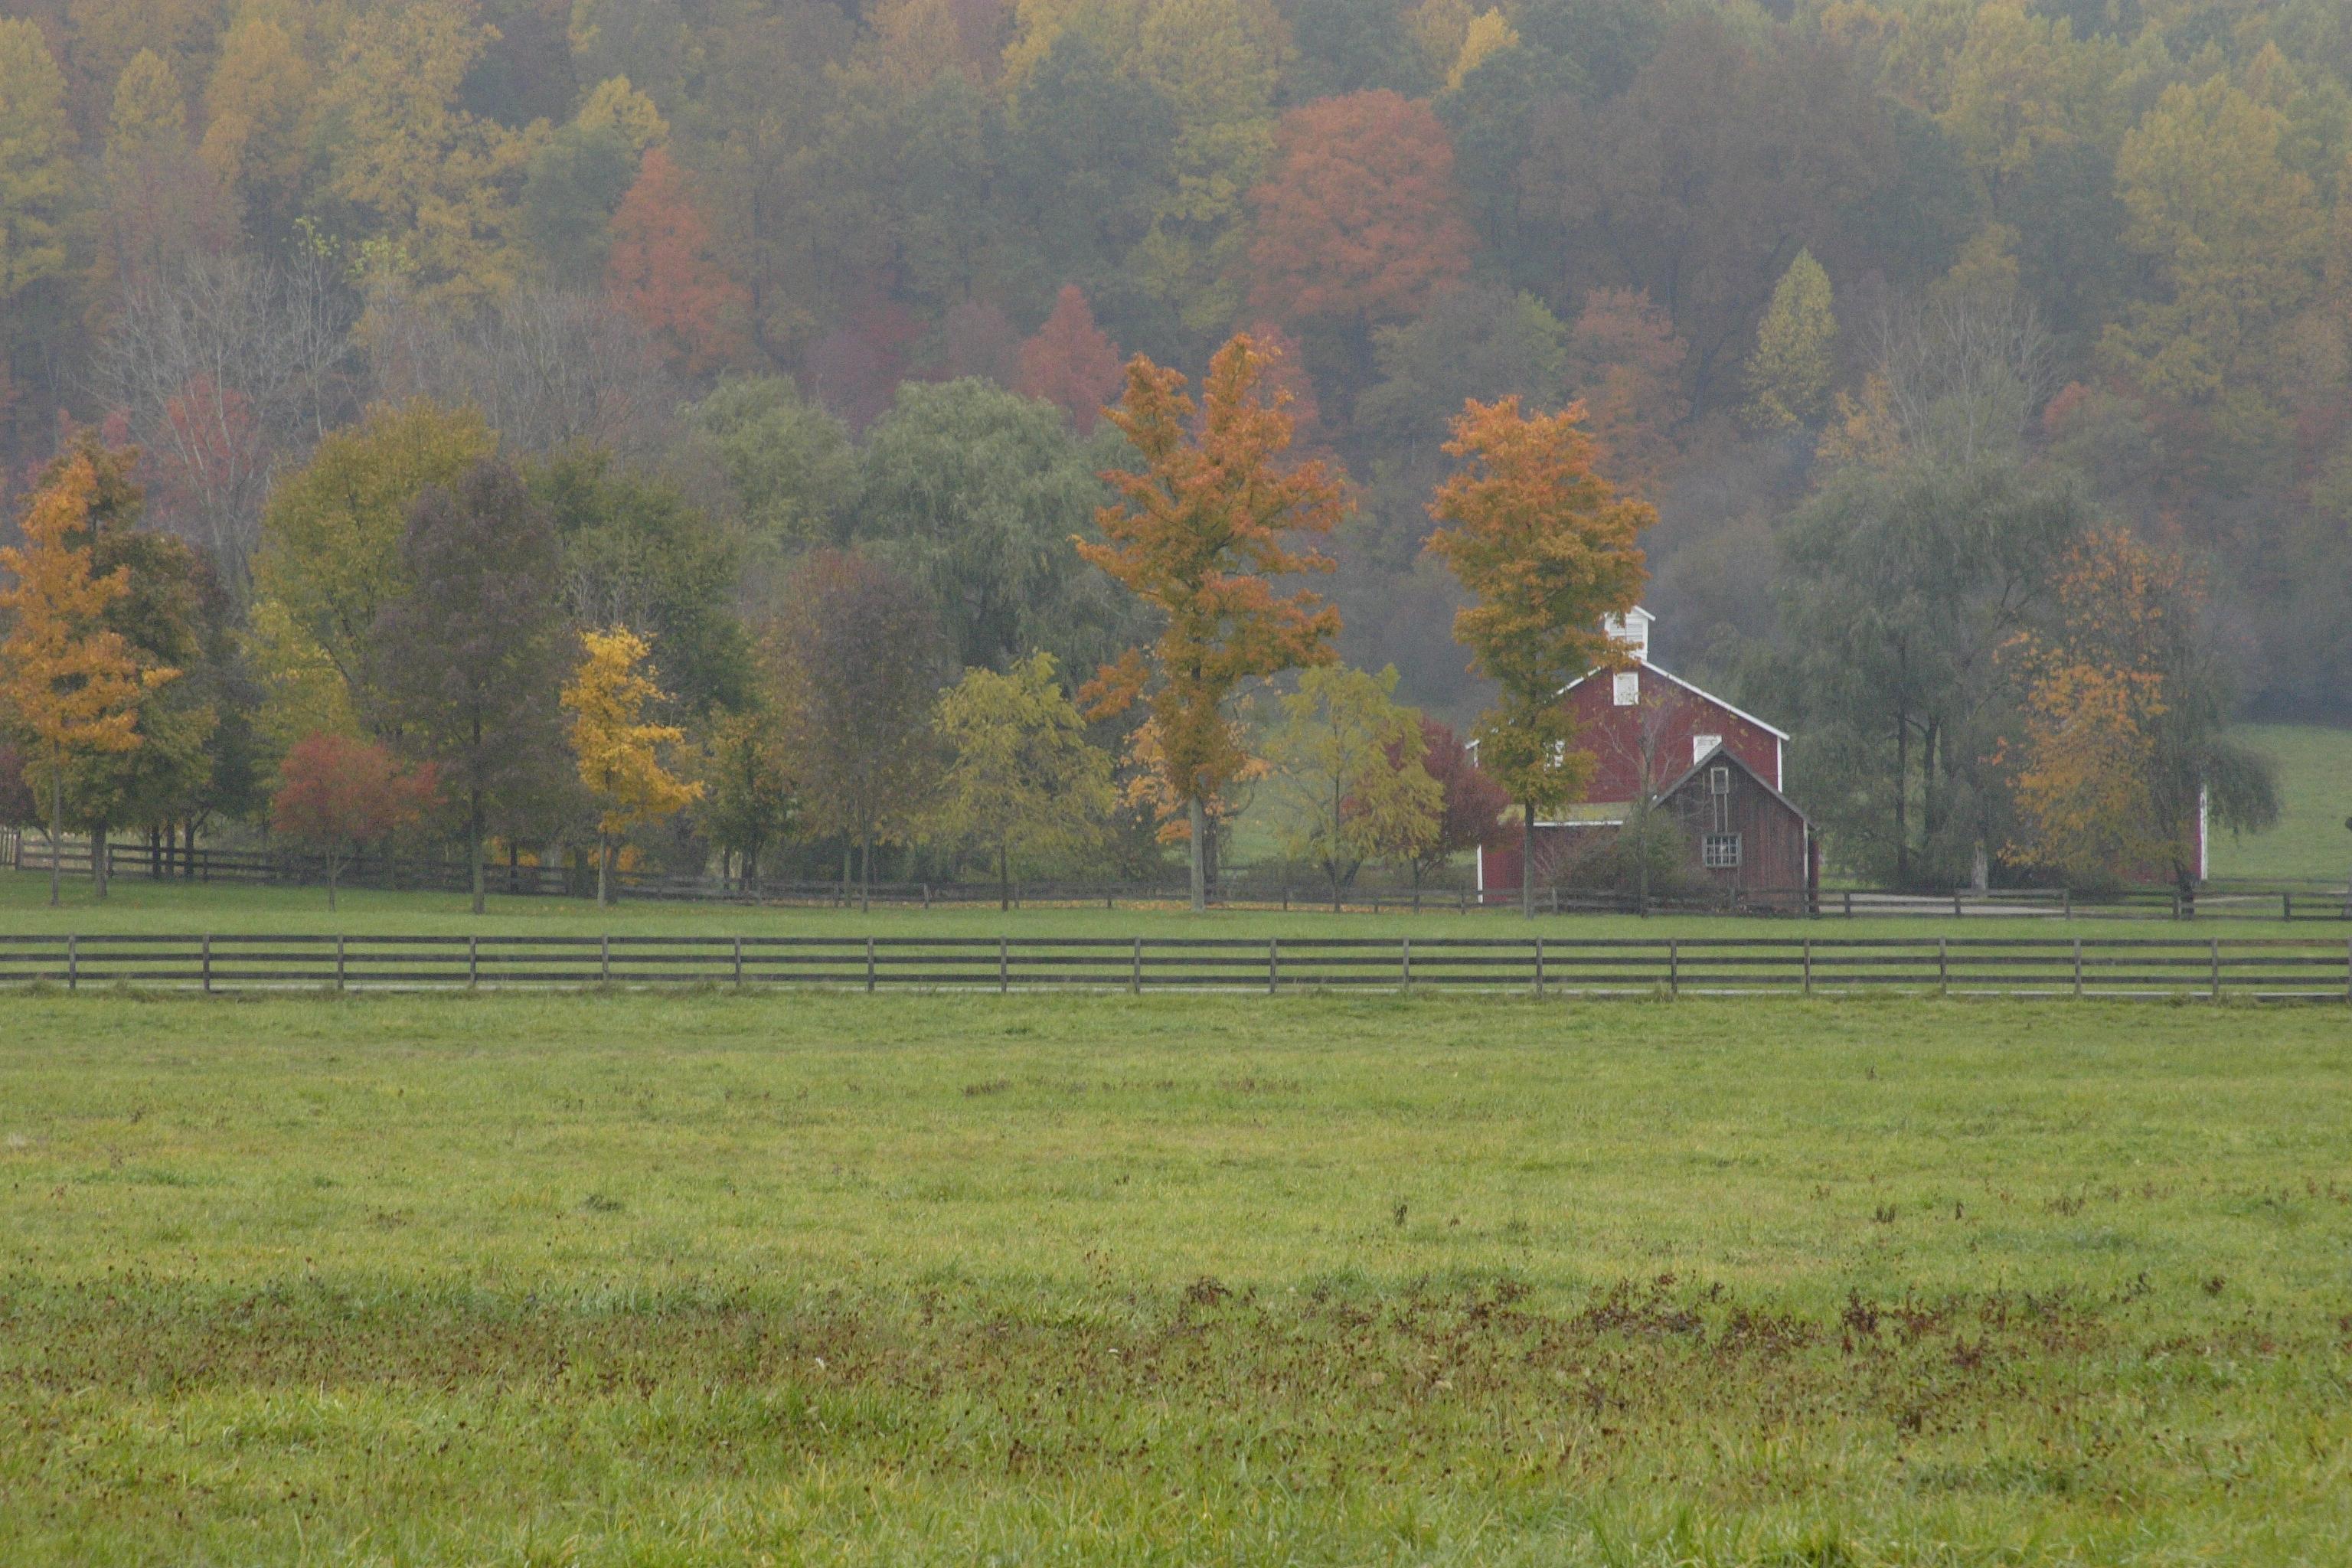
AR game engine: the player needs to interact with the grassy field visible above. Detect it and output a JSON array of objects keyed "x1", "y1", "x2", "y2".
[
  {"x1": 0, "y1": 865, "x2": 2307, "y2": 939},
  {"x1": 2208, "y1": 724, "x2": 2352, "y2": 882},
  {"x1": 2, "y1": 988, "x2": 2347, "y2": 1564}
]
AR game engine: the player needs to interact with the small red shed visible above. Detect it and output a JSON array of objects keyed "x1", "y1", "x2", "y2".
[{"x1": 1476, "y1": 609, "x2": 1821, "y2": 906}]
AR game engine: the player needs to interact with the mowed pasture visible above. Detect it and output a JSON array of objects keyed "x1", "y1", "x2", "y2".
[
  {"x1": 0, "y1": 866, "x2": 2318, "y2": 942},
  {"x1": 3, "y1": 988, "x2": 2350, "y2": 1565}
]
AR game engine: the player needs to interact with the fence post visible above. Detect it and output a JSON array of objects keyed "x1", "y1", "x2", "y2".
[
  {"x1": 998, "y1": 936, "x2": 1008, "y2": 995},
  {"x1": 599, "y1": 935, "x2": 611, "y2": 986},
  {"x1": 1401, "y1": 936, "x2": 1412, "y2": 991},
  {"x1": 733, "y1": 936, "x2": 744, "y2": 988},
  {"x1": 1132, "y1": 937, "x2": 1143, "y2": 995},
  {"x1": 1844, "y1": 890, "x2": 1853, "y2": 919},
  {"x1": 1953, "y1": 890, "x2": 1962, "y2": 919},
  {"x1": 1802, "y1": 939, "x2": 1812, "y2": 997},
  {"x1": 468, "y1": 936, "x2": 479, "y2": 990},
  {"x1": 1668, "y1": 938, "x2": 1679, "y2": 998},
  {"x1": 1939, "y1": 936, "x2": 1949, "y2": 996},
  {"x1": 66, "y1": 934, "x2": 77, "y2": 992},
  {"x1": 201, "y1": 935, "x2": 212, "y2": 995},
  {"x1": 866, "y1": 936, "x2": 877, "y2": 993},
  {"x1": 1534, "y1": 936, "x2": 1544, "y2": 998},
  {"x1": 336, "y1": 935, "x2": 346, "y2": 993},
  {"x1": 2072, "y1": 936, "x2": 2083, "y2": 998},
  {"x1": 1268, "y1": 938, "x2": 1278, "y2": 995},
  {"x1": 2063, "y1": 888, "x2": 2071, "y2": 920},
  {"x1": 2284, "y1": 891, "x2": 2292, "y2": 922},
  {"x1": 2210, "y1": 937, "x2": 2220, "y2": 1003}
]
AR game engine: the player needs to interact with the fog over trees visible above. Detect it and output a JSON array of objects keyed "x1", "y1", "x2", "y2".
[{"x1": 1, "y1": 0, "x2": 2343, "y2": 893}]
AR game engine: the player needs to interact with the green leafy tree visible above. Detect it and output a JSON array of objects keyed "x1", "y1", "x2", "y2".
[
  {"x1": 1744, "y1": 250, "x2": 1839, "y2": 431},
  {"x1": 371, "y1": 459, "x2": 573, "y2": 915},
  {"x1": 528, "y1": 448, "x2": 753, "y2": 718},
  {"x1": 697, "y1": 705, "x2": 795, "y2": 887},
  {"x1": 1265, "y1": 662, "x2": 1442, "y2": 908},
  {"x1": 855, "y1": 378, "x2": 1123, "y2": 675},
  {"x1": 686, "y1": 377, "x2": 861, "y2": 553},
  {"x1": 765, "y1": 550, "x2": 948, "y2": 906},
  {"x1": 933, "y1": 652, "x2": 1116, "y2": 908},
  {"x1": 251, "y1": 400, "x2": 495, "y2": 740}
]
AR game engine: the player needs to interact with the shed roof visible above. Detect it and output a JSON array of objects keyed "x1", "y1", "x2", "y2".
[{"x1": 1658, "y1": 739, "x2": 1811, "y2": 825}]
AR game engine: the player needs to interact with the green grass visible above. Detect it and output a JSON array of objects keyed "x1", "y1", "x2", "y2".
[
  {"x1": 3, "y1": 988, "x2": 2348, "y2": 1564},
  {"x1": 0, "y1": 865, "x2": 2304, "y2": 939},
  {"x1": 2209, "y1": 723, "x2": 2352, "y2": 881}
]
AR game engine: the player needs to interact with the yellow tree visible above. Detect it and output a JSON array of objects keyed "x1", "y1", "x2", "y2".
[
  {"x1": 0, "y1": 452, "x2": 178, "y2": 906},
  {"x1": 2002, "y1": 661, "x2": 2167, "y2": 890},
  {"x1": 1744, "y1": 250, "x2": 1838, "y2": 431},
  {"x1": 563, "y1": 627, "x2": 703, "y2": 907},
  {"x1": 934, "y1": 652, "x2": 1116, "y2": 910},
  {"x1": 1426, "y1": 397, "x2": 1651, "y2": 916},
  {"x1": 1077, "y1": 334, "x2": 1349, "y2": 910}
]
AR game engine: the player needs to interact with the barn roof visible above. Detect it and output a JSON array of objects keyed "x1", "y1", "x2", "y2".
[
  {"x1": 1658, "y1": 739, "x2": 1811, "y2": 825},
  {"x1": 1559, "y1": 658, "x2": 1792, "y2": 742}
]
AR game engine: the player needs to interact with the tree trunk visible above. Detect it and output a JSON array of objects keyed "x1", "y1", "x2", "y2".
[
  {"x1": 859, "y1": 822, "x2": 873, "y2": 914},
  {"x1": 999, "y1": 842, "x2": 1011, "y2": 913},
  {"x1": 93, "y1": 824, "x2": 108, "y2": 900},
  {"x1": 1188, "y1": 797, "x2": 1207, "y2": 913},
  {"x1": 840, "y1": 841, "x2": 852, "y2": 907},
  {"x1": 1893, "y1": 716, "x2": 1910, "y2": 888},
  {"x1": 596, "y1": 831, "x2": 610, "y2": 908},
  {"x1": 327, "y1": 861, "x2": 339, "y2": 913},
  {"x1": 47, "y1": 770, "x2": 62, "y2": 909},
  {"x1": 1521, "y1": 804, "x2": 1535, "y2": 919},
  {"x1": 469, "y1": 796, "x2": 486, "y2": 916}
]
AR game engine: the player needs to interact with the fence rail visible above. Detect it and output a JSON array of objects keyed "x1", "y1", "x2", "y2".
[
  {"x1": 4, "y1": 933, "x2": 2348, "y2": 1001},
  {"x1": 11, "y1": 834, "x2": 2352, "y2": 920}
]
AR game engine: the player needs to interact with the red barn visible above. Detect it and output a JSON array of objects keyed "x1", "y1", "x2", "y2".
[{"x1": 1476, "y1": 609, "x2": 1821, "y2": 907}]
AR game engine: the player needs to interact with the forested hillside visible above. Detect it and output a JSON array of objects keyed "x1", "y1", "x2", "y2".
[{"x1": 0, "y1": 0, "x2": 2346, "y2": 889}]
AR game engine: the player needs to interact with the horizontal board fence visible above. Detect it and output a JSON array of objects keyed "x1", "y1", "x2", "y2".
[
  {"x1": 12, "y1": 836, "x2": 2352, "y2": 920},
  {"x1": 4, "y1": 933, "x2": 2349, "y2": 1001}
]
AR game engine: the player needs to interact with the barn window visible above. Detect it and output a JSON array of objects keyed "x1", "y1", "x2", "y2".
[
  {"x1": 1694, "y1": 733, "x2": 1722, "y2": 765},
  {"x1": 1709, "y1": 765, "x2": 1730, "y2": 795},
  {"x1": 1703, "y1": 833, "x2": 1742, "y2": 869},
  {"x1": 1612, "y1": 671, "x2": 1640, "y2": 706}
]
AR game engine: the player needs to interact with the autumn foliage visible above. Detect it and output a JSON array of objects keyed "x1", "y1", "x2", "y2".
[
  {"x1": 1248, "y1": 91, "x2": 1472, "y2": 327},
  {"x1": 270, "y1": 730, "x2": 439, "y2": 909},
  {"x1": 1079, "y1": 333, "x2": 1349, "y2": 906},
  {"x1": 1014, "y1": 286, "x2": 1122, "y2": 433},
  {"x1": 607, "y1": 147, "x2": 749, "y2": 376},
  {"x1": 0, "y1": 450, "x2": 179, "y2": 904},
  {"x1": 1426, "y1": 396, "x2": 1651, "y2": 911},
  {"x1": 563, "y1": 626, "x2": 704, "y2": 905}
]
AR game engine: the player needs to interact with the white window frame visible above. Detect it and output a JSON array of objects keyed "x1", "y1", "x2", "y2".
[
  {"x1": 1612, "y1": 670, "x2": 1640, "y2": 707},
  {"x1": 1703, "y1": 833, "x2": 1742, "y2": 870}
]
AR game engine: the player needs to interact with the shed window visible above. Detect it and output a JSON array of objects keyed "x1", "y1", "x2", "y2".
[
  {"x1": 1709, "y1": 765, "x2": 1730, "y2": 795},
  {"x1": 1703, "y1": 833, "x2": 1742, "y2": 869},
  {"x1": 1612, "y1": 671, "x2": 1640, "y2": 706}
]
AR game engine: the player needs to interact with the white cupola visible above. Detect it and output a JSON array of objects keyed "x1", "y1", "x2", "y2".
[{"x1": 1602, "y1": 606, "x2": 1653, "y2": 662}]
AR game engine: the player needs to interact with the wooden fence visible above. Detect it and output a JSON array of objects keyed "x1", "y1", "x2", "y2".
[
  {"x1": 11, "y1": 833, "x2": 2352, "y2": 921},
  {"x1": 4, "y1": 933, "x2": 2349, "y2": 1000}
]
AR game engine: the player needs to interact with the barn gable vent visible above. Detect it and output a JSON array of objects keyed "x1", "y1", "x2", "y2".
[{"x1": 1602, "y1": 606, "x2": 1653, "y2": 662}]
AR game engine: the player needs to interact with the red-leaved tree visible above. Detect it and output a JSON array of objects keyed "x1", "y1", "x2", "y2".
[
  {"x1": 1015, "y1": 286, "x2": 1122, "y2": 433},
  {"x1": 606, "y1": 147, "x2": 750, "y2": 377},
  {"x1": 1389, "y1": 717, "x2": 1509, "y2": 890},
  {"x1": 1248, "y1": 91, "x2": 1472, "y2": 330},
  {"x1": 271, "y1": 732, "x2": 439, "y2": 910}
]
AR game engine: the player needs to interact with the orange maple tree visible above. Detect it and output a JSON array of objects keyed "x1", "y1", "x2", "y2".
[
  {"x1": 1077, "y1": 333, "x2": 1350, "y2": 910},
  {"x1": 1425, "y1": 397, "x2": 1651, "y2": 914},
  {"x1": 1015, "y1": 285, "x2": 1123, "y2": 433},
  {"x1": 0, "y1": 451, "x2": 179, "y2": 907},
  {"x1": 1248, "y1": 90, "x2": 1473, "y2": 328},
  {"x1": 606, "y1": 146, "x2": 750, "y2": 376}
]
